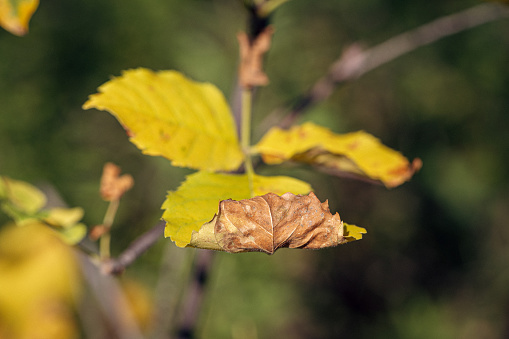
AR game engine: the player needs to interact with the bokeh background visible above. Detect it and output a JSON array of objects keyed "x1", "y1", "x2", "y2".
[{"x1": 1, "y1": 0, "x2": 509, "y2": 338}]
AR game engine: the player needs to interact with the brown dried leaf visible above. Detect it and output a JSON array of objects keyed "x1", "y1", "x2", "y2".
[
  {"x1": 190, "y1": 192, "x2": 361, "y2": 254},
  {"x1": 89, "y1": 224, "x2": 109, "y2": 241},
  {"x1": 100, "y1": 162, "x2": 134, "y2": 201},
  {"x1": 237, "y1": 26, "x2": 274, "y2": 89}
]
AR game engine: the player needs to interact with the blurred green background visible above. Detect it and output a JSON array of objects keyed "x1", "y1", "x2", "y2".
[{"x1": 1, "y1": 0, "x2": 509, "y2": 338}]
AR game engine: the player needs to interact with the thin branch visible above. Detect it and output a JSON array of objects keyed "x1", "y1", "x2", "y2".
[
  {"x1": 78, "y1": 251, "x2": 145, "y2": 339},
  {"x1": 101, "y1": 221, "x2": 165, "y2": 275},
  {"x1": 273, "y1": 3, "x2": 509, "y2": 129}
]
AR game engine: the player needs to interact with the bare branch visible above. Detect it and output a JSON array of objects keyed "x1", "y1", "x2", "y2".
[
  {"x1": 78, "y1": 251, "x2": 145, "y2": 339},
  {"x1": 101, "y1": 221, "x2": 165, "y2": 275},
  {"x1": 272, "y1": 3, "x2": 509, "y2": 129}
]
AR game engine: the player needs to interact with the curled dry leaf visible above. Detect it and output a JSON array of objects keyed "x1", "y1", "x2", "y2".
[
  {"x1": 100, "y1": 162, "x2": 134, "y2": 201},
  {"x1": 237, "y1": 26, "x2": 274, "y2": 89},
  {"x1": 190, "y1": 192, "x2": 365, "y2": 254}
]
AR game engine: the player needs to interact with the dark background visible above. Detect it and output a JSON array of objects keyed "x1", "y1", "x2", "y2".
[{"x1": 1, "y1": 0, "x2": 509, "y2": 338}]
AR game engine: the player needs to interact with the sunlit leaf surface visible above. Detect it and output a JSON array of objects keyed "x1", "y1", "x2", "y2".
[
  {"x1": 254, "y1": 122, "x2": 421, "y2": 188},
  {"x1": 84, "y1": 68, "x2": 244, "y2": 172}
]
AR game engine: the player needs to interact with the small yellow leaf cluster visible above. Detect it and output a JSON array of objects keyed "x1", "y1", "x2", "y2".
[{"x1": 0, "y1": 176, "x2": 87, "y2": 244}]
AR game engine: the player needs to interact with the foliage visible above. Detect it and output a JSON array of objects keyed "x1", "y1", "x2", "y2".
[
  {"x1": 1, "y1": 0, "x2": 509, "y2": 338},
  {"x1": 254, "y1": 122, "x2": 421, "y2": 188},
  {"x1": 0, "y1": 176, "x2": 87, "y2": 244}
]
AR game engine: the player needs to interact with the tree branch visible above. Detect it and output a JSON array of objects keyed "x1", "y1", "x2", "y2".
[
  {"x1": 101, "y1": 221, "x2": 165, "y2": 275},
  {"x1": 273, "y1": 3, "x2": 509, "y2": 129},
  {"x1": 78, "y1": 251, "x2": 145, "y2": 339}
]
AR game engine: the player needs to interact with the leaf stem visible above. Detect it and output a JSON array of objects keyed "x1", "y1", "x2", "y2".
[
  {"x1": 241, "y1": 88, "x2": 255, "y2": 197},
  {"x1": 100, "y1": 199, "x2": 119, "y2": 260}
]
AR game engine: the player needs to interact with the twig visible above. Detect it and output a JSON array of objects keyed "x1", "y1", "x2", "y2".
[
  {"x1": 101, "y1": 221, "x2": 165, "y2": 275},
  {"x1": 272, "y1": 3, "x2": 509, "y2": 129},
  {"x1": 77, "y1": 251, "x2": 145, "y2": 339}
]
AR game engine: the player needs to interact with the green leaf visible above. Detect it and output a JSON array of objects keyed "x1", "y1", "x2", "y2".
[
  {"x1": 257, "y1": 0, "x2": 290, "y2": 16},
  {"x1": 54, "y1": 223, "x2": 87, "y2": 245},
  {"x1": 44, "y1": 207, "x2": 87, "y2": 244},
  {"x1": 0, "y1": 176, "x2": 46, "y2": 223},
  {"x1": 0, "y1": 0, "x2": 39, "y2": 36},
  {"x1": 162, "y1": 171, "x2": 312, "y2": 247},
  {"x1": 83, "y1": 68, "x2": 244, "y2": 172},
  {"x1": 253, "y1": 122, "x2": 421, "y2": 188}
]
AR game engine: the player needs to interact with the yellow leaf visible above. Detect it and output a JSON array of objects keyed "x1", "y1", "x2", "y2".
[
  {"x1": 83, "y1": 68, "x2": 244, "y2": 172},
  {"x1": 343, "y1": 223, "x2": 367, "y2": 243},
  {"x1": 0, "y1": 222, "x2": 80, "y2": 339},
  {"x1": 55, "y1": 223, "x2": 87, "y2": 245},
  {"x1": 44, "y1": 207, "x2": 87, "y2": 244},
  {"x1": 44, "y1": 207, "x2": 84, "y2": 228},
  {"x1": 162, "y1": 171, "x2": 312, "y2": 247},
  {"x1": 253, "y1": 122, "x2": 421, "y2": 188},
  {"x1": 0, "y1": 0, "x2": 38, "y2": 36}
]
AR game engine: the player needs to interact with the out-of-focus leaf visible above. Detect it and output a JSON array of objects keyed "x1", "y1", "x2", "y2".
[
  {"x1": 100, "y1": 162, "x2": 134, "y2": 201},
  {"x1": 83, "y1": 68, "x2": 244, "y2": 172},
  {"x1": 121, "y1": 279, "x2": 154, "y2": 331},
  {"x1": 44, "y1": 207, "x2": 87, "y2": 244},
  {"x1": 253, "y1": 122, "x2": 421, "y2": 188},
  {"x1": 0, "y1": 177, "x2": 87, "y2": 243},
  {"x1": 0, "y1": 222, "x2": 80, "y2": 339},
  {"x1": 0, "y1": 176, "x2": 46, "y2": 223},
  {"x1": 190, "y1": 192, "x2": 365, "y2": 254},
  {"x1": 0, "y1": 0, "x2": 39, "y2": 36},
  {"x1": 44, "y1": 207, "x2": 84, "y2": 228},
  {"x1": 257, "y1": 0, "x2": 290, "y2": 16},
  {"x1": 54, "y1": 223, "x2": 87, "y2": 245},
  {"x1": 238, "y1": 27, "x2": 273, "y2": 89},
  {"x1": 162, "y1": 171, "x2": 312, "y2": 247}
]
